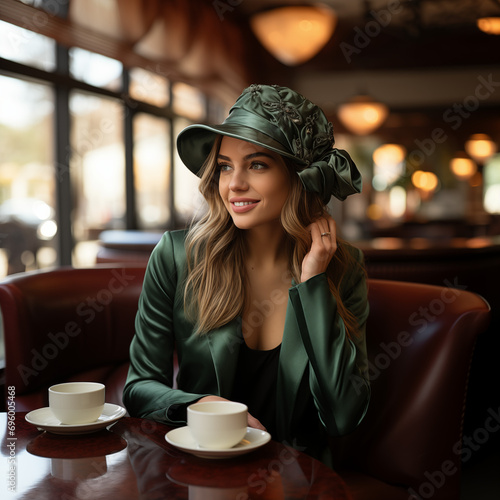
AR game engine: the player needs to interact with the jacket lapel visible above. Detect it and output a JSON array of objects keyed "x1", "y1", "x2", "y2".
[
  {"x1": 276, "y1": 303, "x2": 308, "y2": 439},
  {"x1": 206, "y1": 318, "x2": 243, "y2": 397}
]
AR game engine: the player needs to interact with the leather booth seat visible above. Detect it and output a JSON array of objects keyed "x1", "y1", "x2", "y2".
[
  {"x1": 0, "y1": 266, "x2": 491, "y2": 499},
  {"x1": 0, "y1": 266, "x2": 147, "y2": 410},
  {"x1": 362, "y1": 237, "x2": 500, "y2": 464},
  {"x1": 331, "y1": 279, "x2": 490, "y2": 499}
]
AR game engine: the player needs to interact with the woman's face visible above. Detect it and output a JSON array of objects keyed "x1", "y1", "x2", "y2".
[{"x1": 217, "y1": 136, "x2": 290, "y2": 231}]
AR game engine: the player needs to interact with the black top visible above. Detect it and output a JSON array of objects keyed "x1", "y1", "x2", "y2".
[{"x1": 231, "y1": 340, "x2": 281, "y2": 438}]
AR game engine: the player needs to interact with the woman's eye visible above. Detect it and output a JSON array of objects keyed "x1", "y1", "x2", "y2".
[
  {"x1": 218, "y1": 163, "x2": 232, "y2": 172},
  {"x1": 251, "y1": 162, "x2": 267, "y2": 170}
]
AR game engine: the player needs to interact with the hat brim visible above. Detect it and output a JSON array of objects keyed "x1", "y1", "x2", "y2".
[{"x1": 176, "y1": 123, "x2": 305, "y2": 176}]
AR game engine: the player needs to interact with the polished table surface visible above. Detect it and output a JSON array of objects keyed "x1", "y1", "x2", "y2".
[{"x1": 2, "y1": 412, "x2": 352, "y2": 499}]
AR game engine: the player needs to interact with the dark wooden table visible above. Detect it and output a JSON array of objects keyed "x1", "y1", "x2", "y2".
[{"x1": 2, "y1": 412, "x2": 352, "y2": 499}]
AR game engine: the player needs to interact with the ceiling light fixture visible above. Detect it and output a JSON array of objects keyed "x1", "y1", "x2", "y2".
[
  {"x1": 464, "y1": 133, "x2": 497, "y2": 164},
  {"x1": 250, "y1": 4, "x2": 337, "y2": 66},
  {"x1": 411, "y1": 170, "x2": 439, "y2": 193},
  {"x1": 373, "y1": 144, "x2": 407, "y2": 166},
  {"x1": 337, "y1": 95, "x2": 389, "y2": 135},
  {"x1": 477, "y1": 17, "x2": 500, "y2": 34},
  {"x1": 449, "y1": 152, "x2": 477, "y2": 180}
]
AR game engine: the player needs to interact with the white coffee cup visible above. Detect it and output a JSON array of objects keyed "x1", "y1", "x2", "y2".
[
  {"x1": 187, "y1": 401, "x2": 247, "y2": 449},
  {"x1": 49, "y1": 382, "x2": 105, "y2": 424}
]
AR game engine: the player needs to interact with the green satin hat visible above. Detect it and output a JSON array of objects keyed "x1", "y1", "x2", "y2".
[{"x1": 176, "y1": 84, "x2": 362, "y2": 203}]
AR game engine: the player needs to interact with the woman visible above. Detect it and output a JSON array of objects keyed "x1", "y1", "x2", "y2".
[{"x1": 123, "y1": 84, "x2": 370, "y2": 465}]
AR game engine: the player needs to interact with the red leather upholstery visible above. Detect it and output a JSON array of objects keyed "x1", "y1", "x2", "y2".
[
  {"x1": 363, "y1": 242, "x2": 500, "y2": 463},
  {"x1": 0, "y1": 266, "x2": 146, "y2": 411},
  {"x1": 0, "y1": 270, "x2": 490, "y2": 499},
  {"x1": 332, "y1": 279, "x2": 491, "y2": 500}
]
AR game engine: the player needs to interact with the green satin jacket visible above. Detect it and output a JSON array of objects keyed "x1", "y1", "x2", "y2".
[{"x1": 123, "y1": 229, "x2": 370, "y2": 464}]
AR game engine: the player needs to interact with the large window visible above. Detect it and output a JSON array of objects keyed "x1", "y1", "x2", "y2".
[
  {"x1": 134, "y1": 113, "x2": 171, "y2": 230},
  {"x1": 69, "y1": 47, "x2": 122, "y2": 91},
  {"x1": 0, "y1": 21, "x2": 218, "y2": 278},
  {"x1": 70, "y1": 92, "x2": 126, "y2": 265},
  {"x1": 0, "y1": 20, "x2": 56, "y2": 71},
  {"x1": 0, "y1": 75, "x2": 56, "y2": 275}
]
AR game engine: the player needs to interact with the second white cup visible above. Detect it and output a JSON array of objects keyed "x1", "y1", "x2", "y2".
[{"x1": 187, "y1": 401, "x2": 247, "y2": 449}]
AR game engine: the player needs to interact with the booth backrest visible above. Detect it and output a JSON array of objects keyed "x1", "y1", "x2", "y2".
[
  {"x1": 0, "y1": 266, "x2": 146, "y2": 411},
  {"x1": 331, "y1": 279, "x2": 491, "y2": 499}
]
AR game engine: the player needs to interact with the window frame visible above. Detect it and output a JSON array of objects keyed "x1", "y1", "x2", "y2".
[{"x1": 0, "y1": 39, "x2": 211, "y2": 267}]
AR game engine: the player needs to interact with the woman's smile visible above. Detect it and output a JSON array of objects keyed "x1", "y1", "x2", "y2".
[{"x1": 230, "y1": 198, "x2": 260, "y2": 212}]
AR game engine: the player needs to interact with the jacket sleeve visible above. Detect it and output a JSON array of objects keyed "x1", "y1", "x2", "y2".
[
  {"x1": 288, "y1": 246, "x2": 370, "y2": 436},
  {"x1": 122, "y1": 232, "x2": 209, "y2": 424}
]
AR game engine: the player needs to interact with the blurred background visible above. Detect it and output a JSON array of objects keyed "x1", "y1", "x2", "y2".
[{"x1": 1, "y1": 0, "x2": 499, "y2": 274}]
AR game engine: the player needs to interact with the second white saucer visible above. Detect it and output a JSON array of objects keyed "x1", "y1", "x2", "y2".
[{"x1": 165, "y1": 426, "x2": 271, "y2": 459}]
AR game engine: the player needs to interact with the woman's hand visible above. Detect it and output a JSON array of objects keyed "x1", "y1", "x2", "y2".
[
  {"x1": 301, "y1": 216, "x2": 337, "y2": 283},
  {"x1": 197, "y1": 395, "x2": 266, "y2": 431}
]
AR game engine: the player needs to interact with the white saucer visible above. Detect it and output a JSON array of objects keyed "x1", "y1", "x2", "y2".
[
  {"x1": 165, "y1": 426, "x2": 271, "y2": 459},
  {"x1": 25, "y1": 403, "x2": 126, "y2": 435}
]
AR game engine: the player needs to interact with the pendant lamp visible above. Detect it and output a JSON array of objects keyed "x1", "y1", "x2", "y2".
[
  {"x1": 450, "y1": 152, "x2": 477, "y2": 180},
  {"x1": 250, "y1": 4, "x2": 337, "y2": 66},
  {"x1": 465, "y1": 134, "x2": 497, "y2": 164},
  {"x1": 477, "y1": 17, "x2": 500, "y2": 34},
  {"x1": 337, "y1": 95, "x2": 389, "y2": 135}
]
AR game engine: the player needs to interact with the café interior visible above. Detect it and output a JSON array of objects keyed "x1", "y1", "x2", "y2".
[{"x1": 0, "y1": 0, "x2": 499, "y2": 498}]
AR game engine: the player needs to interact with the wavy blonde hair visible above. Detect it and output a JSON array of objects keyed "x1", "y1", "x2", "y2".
[{"x1": 184, "y1": 137, "x2": 362, "y2": 339}]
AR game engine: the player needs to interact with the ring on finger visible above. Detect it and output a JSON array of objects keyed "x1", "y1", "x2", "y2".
[{"x1": 321, "y1": 232, "x2": 331, "y2": 237}]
